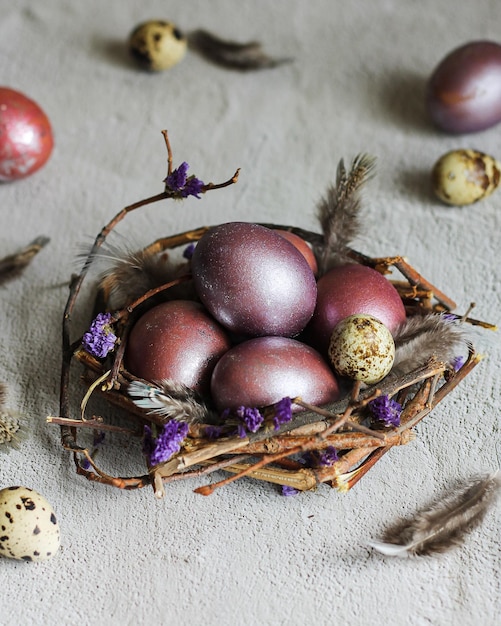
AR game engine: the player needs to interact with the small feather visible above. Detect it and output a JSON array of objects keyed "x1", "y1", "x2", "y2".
[
  {"x1": 316, "y1": 154, "x2": 376, "y2": 274},
  {"x1": 0, "y1": 236, "x2": 50, "y2": 286},
  {"x1": 369, "y1": 472, "x2": 501, "y2": 557},
  {"x1": 78, "y1": 240, "x2": 192, "y2": 310},
  {"x1": 391, "y1": 313, "x2": 469, "y2": 377},
  {"x1": 128, "y1": 379, "x2": 212, "y2": 424},
  {"x1": 187, "y1": 29, "x2": 292, "y2": 71}
]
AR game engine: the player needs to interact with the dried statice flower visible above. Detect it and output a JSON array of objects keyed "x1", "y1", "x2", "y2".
[
  {"x1": 236, "y1": 406, "x2": 264, "y2": 436},
  {"x1": 146, "y1": 420, "x2": 189, "y2": 466},
  {"x1": 164, "y1": 162, "x2": 205, "y2": 198},
  {"x1": 317, "y1": 446, "x2": 339, "y2": 466},
  {"x1": 369, "y1": 395, "x2": 402, "y2": 427},
  {"x1": 183, "y1": 242, "x2": 196, "y2": 259},
  {"x1": 273, "y1": 397, "x2": 292, "y2": 430},
  {"x1": 281, "y1": 485, "x2": 300, "y2": 497},
  {"x1": 82, "y1": 313, "x2": 117, "y2": 359},
  {"x1": 204, "y1": 425, "x2": 224, "y2": 440},
  {"x1": 451, "y1": 355, "x2": 466, "y2": 372},
  {"x1": 301, "y1": 446, "x2": 339, "y2": 468}
]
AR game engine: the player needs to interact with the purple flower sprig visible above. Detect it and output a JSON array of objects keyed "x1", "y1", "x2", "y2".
[
  {"x1": 301, "y1": 446, "x2": 339, "y2": 468},
  {"x1": 143, "y1": 420, "x2": 189, "y2": 466},
  {"x1": 82, "y1": 312, "x2": 117, "y2": 359},
  {"x1": 369, "y1": 395, "x2": 402, "y2": 427},
  {"x1": 164, "y1": 162, "x2": 205, "y2": 199},
  {"x1": 235, "y1": 406, "x2": 264, "y2": 438},
  {"x1": 281, "y1": 485, "x2": 300, "y2": 497},
  {"x1": 272, "y1": 397, "x2": 293, "y2": 430}
]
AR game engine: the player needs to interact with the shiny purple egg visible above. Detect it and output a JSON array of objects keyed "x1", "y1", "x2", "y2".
[
  {"x1": 305, "y1": 263, "x2": 406, "y2": 353},
  {"x1": 210, "y1": 336, "x2": 341, "y2": 412},
  {"x1": 126, "y1": 300, "x2": 231, "y2": 394},
  {"x1": 191, "y1": 222, "x2": 317, "y2": 337},
  {"x1": 427, "y1": 41, "x2": 501, "y2": 134}
]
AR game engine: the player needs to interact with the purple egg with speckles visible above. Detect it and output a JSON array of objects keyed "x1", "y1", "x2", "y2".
[
  {"x1": 126, "y1": 300, "x2": 231, "y2": 394},
  {"x1": 210, "y1": 336, "x2": 341, "y2": 412},
  {"x1": 191, "y1": 222, "x2": 317, "y2": 337},
  {"x1": 305, "y1": 263, "x2": 406, "y2": 353}
]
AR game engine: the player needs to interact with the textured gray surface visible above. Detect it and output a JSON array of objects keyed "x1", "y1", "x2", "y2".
[{"x1": 0, "y1": 1, "x2": 500, "y2": 624}]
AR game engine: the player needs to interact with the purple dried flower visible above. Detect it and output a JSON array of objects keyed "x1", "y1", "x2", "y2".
[
  {"x1": 182, "y1": 176, "x2": 205, "y2": 199},
  {"x1": 164, "y1": 161, "x2": 205, "y2": 199},
  {"x1": 281, "y1": 485, "x2": 299, "y2": 497},
  {"x1": 148, "y1": 420, "x2": 189, "y2": 466},
  {"x1": 204, "y1": 425, "x2": 223, "y2": 439},
  {"x1": 369, "y1": 395, "x2": 402, "y2": 427},
  {"x1": 301, "y1": 446, "x2": 339, "y2": 468},
  {"x1": 183, "y1": 242, "x2": 196, "y2": 259},
  {"x1": 273, "y1": 397, "x2": 293, "y2": 430},
  {"x1": 82, "y1": 312, "x2": 117, "y2": 359},
  {"x1": 236, "y1": 406, "x2": 264, "y2": 434},
  {"x1": 317, "y1": 446, "x2": 339, "y2": 466},
  {"x1": 451, "y1": 355, "x2": 466, "y2": 372}
]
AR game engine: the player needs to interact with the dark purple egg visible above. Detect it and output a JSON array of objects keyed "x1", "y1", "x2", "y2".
[
  {"x1": 273, "y1": 229, "x2": 318, "y2": 276},
  {"x1": 126, "y1": 300, "x2": 231, "y2": 394},
  {"x1": 305, "y1": 264, "x2": 406, "y2": 353},
  {"x1": 191, "y1": 222, "x2": 317, "y2": 337},
  {"x1": 427, "y1": 41, "x2": 501, "y2": 134},
  {"x1": 210, "y1": 336, "x2": 341, "y2": 412}
]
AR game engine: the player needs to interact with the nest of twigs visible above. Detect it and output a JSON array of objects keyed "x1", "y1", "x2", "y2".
[{"x1": 50, "y1": 132, "x2": 494, "y2": 499}]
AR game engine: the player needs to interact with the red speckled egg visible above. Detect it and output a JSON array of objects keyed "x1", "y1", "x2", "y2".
[
  {"x1": 126, "y1": 300, "x2": 231, "y2": 394},
  {"x1": 426, "y1": 41, "x2": 501, "y2": 134},
  {"x1": 210, "y1": 336, "x2": 340, "y2": 412},
  {"x1": 0, "y1": 87, "x2": 53, "y2": 181},
  {"x1": 274, "y1": 229, "x2": 318, "y2": 276},
  {"x1": 191, "y1": 222, "x2": 317, "y2": 337},
  {"x1": 305, "y1": 263, "x2": 406, "y2": 352}
]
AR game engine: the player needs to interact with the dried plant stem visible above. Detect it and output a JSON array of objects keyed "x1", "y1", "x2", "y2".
[
  {"x1": 348, "y1": 252, "x2": 457, "y2": 311},
  {"x1": 47, "y1": 416, "x2": 140, "y2": 437}
]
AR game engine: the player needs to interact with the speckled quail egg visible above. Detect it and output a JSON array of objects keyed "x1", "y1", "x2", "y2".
[
  {"x1": 328, "y1": 314, "x2": 395, "y2": 384},
  {"x1": 0, "y1": 486, "x2": 60, "y2": 562},
  {"x1": 128, "y1": 20, "x2": 187, "y2": 71},
  {"x1": 432, "y1": 149, "x2": 501, "y2": 206}
]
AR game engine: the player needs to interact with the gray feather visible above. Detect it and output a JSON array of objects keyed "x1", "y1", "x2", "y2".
[
  {"x1": 369, "y1": 472, "x2": 501, "y2": 557},
  {"x1": 78, "y1": 240, "x2": 192, "y2": 310},
  {"x1": 187, "y1": 29, "x2": 292, "y2": 71},
  {"x1": 316, "y1": 154, "x2": 376, "y2": 274},
  {"x1": 391, "y1": 313, "x2": 469, "y2": 376},
  {"x1": 128, "y1": 379, "x2": 212, "y2": 424},
  {"x1": 0, "y1": 236, "x2": 50, "y2": 286}
]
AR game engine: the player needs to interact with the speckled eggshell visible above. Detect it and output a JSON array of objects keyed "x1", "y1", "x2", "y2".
[
  {"x1": 431, "y1": 149, "x2": 501, "y2": 206},
  {"x1": 126, "y1": 300, "x2": 231, "y2": 394},
  {"x1": 191, "y1": 222, "x2": 317, "y2": 338},
  {"x1": 0, "y1": 486, "x2": 60, "y2": 562},
  {"x1": 305, "y1": 264, "x2": 406, "y2": 353},
  {"x1": 210, "y1": 336, "x2": 341, "y2": 412},
  {"x1": 128, "y1": 21, "x2": 187, "y2": 71},
  {"x1": 328, "y1": 314, "x2": 395, "y2": 384}
]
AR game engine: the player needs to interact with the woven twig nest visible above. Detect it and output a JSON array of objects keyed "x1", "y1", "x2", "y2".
[{"x1": 52, "y1": 133, "x2": 493, "y2": 498}]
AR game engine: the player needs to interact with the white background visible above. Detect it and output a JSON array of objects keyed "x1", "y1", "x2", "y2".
[{"x1": 0, "y1": 2, "x2": 500, "y2": 624}]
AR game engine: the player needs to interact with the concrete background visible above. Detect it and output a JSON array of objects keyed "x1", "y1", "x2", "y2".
[{"x1": 0, "y1": 1, "x2": 499, "y2": 624}]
